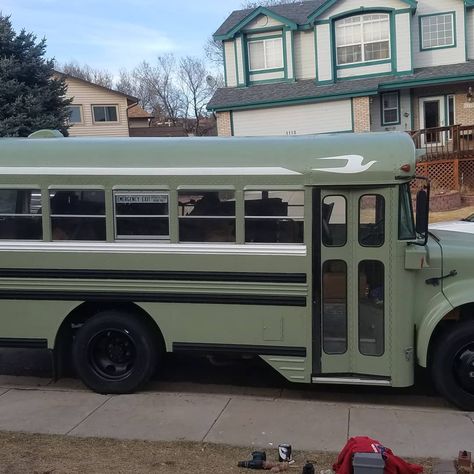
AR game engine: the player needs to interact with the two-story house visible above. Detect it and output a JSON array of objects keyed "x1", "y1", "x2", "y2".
[{"x1": 208, "y1": 0, "x2": 474, "y2": 143}]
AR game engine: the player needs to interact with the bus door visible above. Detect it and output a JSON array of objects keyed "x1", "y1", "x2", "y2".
[{"x1": 314, "y1": 188, "x2": 392, "y2": 382}]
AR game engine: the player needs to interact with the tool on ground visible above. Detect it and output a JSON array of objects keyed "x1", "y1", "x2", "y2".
[{"x1": 278, "y1": 444, "x2": 292, "y2": 462}]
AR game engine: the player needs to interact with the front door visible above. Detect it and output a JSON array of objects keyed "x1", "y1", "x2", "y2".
[
  {"x1": 419, "y1": 96, "x2": 445, "y2": 146},
  {"x1": 313, "y1": 188, "x2": 392, "y2": 380}
]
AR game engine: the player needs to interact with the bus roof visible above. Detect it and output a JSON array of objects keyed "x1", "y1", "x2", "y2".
[{"x1": 0, "y1": 132, "x2": 416, "y2": 186}]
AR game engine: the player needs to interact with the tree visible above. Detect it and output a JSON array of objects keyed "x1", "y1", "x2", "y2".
[
  {"x1": 0, "y1": 14, "x2": 71, "y2": 137},
  {"x1": 59, "y1": 61, "x2": 114, "y2": 89},
  {"x1": 240, "y1": 0, "x2": 300, "y2": 7}
]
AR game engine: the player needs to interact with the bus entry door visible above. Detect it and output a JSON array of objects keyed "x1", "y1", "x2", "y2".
[{"x1": 315, "y1": 188, "x2": 392, "y2": 380}]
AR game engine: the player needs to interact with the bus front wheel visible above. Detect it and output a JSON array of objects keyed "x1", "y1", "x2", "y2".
[
  {"x1": 431, "y1": 320, "x2": 474, "y2": 410},
  {"x1": 72, "y1": 310, "x2": 159, "y2": 394}
]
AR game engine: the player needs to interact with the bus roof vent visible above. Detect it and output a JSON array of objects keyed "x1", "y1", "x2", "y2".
[{"x1": 28, "y1": 129, "x2": 64, "y2": 139}]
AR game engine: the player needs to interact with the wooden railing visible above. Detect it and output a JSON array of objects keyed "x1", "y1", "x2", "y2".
[{"x1": 409, "y1": 124, "x2": 474, "y2": 161}]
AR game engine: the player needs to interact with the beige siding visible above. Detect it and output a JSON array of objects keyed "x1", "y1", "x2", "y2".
[
  {"x1": 412, "y1": 0, "x2": 466, "y2": 68},
  {"x1": 244, "y1": 14, "x2": 284, "y2": 30},
  {"x1": 395, "y1": 12, "x2": 412, "y2": 72},
  {"x1": 232, "y1": 100, "x2": 353, "y2": 136},
  {"x1": 294, "y1": 31, "x2": 316, "y2": 80},
  {"x1": 249, "y1": 71, "x2": 285, "y2": 82},
  {"x1": 235, "y1": 36, "x2": 245, "y2": 85},
  {"x1": 224, "y1": 41, "x2": 237, "y2": 87},
  {"x1": 316, "y1": 24, "x2": 332, "y2": 82},
  {"x1": 337, "y1": 62, "x2": 391, "y2": 79},
  {"x1": 286, "y1": 30, "x2": 294, "y2": 79},
  {"x1": 65, "y1": 78, "x2": 129, "y2": 137},
  {"x1": 319, "y1": 0, "x2": 408, "y2": 19}
]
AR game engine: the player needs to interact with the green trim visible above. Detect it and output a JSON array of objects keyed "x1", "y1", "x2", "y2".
[
  {"x1": 249, "y1": 67, "x2": 285, "y2": 75},
  {"x1": 308, "y1": 0, "x2": 416, "y2": 23},
  {"x1": 391, "y1": 10, "x2": 397, "y2": 72},
  {"x1": 244, "y1": 26, "x2": 285, "y2": 36},
  {"x1": 394, "y1": 8, "x2": 413, "y2": 15},
  {"x1": 247, "y1": 33, "x2": 282, "y2": 41},
  {"x1": 230, "y1": 111, "x2": 234, "y2": 136},
  {"x1": 314, "y1": 26, "x2": 320, "y2": 82},
  {"x1": 283, "y1": 28, "x2": 288, "y2": 80},
  {"x1": 209, "y1": 90, "x2": 377, "y2": 112},
  {"x1": 350, "y1": 98, "x2": 355, "y2": 131},
  {"x1": 380, "y1": 73, "x2": 474, "y2": 89},
  {"x1": 289, "y1": 30, "x2": 296, "y2": 80},
  {"x1": 214, "y1": 6, "x2": 297, "y2": 40},
  {"x1": 381, "y1": 90, "x2": 401, "y2": 126},
  {"x1": 418, "y1": 11, "x2": 457, "y2": 52},
  {"x1": 465, "y1": 3, "x2": 468, "y2": 61},
  {"x1": 248, "y1": 78, "x2": 293, "y2": 85},
  {"x1": 223, "y1": 41, "x2": 228, "y2": 87}
]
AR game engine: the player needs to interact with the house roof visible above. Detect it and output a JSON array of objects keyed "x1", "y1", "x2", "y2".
[
  {"x1": 208, "y1": 61, "x2": 474, "y2": 111},
  {"x1": 128, "y1": 104, "x2": 154, "y2": 119},
  {"x1": 214, "y1": 0, "x2": 421, "y2": 39},
  {"x1": 55, "y1": 71, "x2": 139, "y2": 104}
]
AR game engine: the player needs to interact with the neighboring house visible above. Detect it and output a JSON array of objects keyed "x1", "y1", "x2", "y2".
[
  {"x1": 56, "y1": 72, "x2": 138, "y2": 137},
  {"x1": 128, "y1": 104, "x2": 154, "y2": 128},
  {"x1": 208, "y1": 0, "x2": 474, "y2": 140}
]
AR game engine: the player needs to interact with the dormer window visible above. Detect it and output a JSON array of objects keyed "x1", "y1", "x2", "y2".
[
  {"x1": 335, "y1": 14, "x2": 390, "y2": 66},
  {"x1": 248, "y1": 37, "x2": 284, "y2": 71}
]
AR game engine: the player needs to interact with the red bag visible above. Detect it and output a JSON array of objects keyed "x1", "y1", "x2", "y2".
[{"x1": 333, "y1": 436, "x2": 423, "y2": 474}]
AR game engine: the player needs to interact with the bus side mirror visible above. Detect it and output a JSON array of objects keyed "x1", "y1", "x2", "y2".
[{"x1": 415, "y1": 188, "x2": 429, "y2": 239}]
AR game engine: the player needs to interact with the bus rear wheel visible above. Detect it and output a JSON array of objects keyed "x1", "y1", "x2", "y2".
[
  {"x1": 72, "y1": 310, "x2": 159, "y2": 394},
  {"x1": 431, "y1": 320, "x2": 474, "y2": 410}
]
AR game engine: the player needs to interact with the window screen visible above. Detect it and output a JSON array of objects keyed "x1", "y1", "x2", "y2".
[
  {"x1": 178, "y1": 191, "x2": 235, "y2": 242},
  {"x1": 245, "y1": 190, "x2": 304, "y2": 243},
  {"x1": 421, "y1": 13, "x2": 454, "y2": 50},
  {"x1": 50, "y1": 190, "x2": 106, "y2": 241},
  {"x1": 0, "y1": 189, "x2": 42, "y2": 240},
  {"x1": 114, "y1": 191, "x2": 169, "y2": 240}
]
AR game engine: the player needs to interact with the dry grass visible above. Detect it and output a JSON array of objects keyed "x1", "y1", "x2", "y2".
[{"x1": 0, "y1": 431, "x2": 434, "y2": 474}]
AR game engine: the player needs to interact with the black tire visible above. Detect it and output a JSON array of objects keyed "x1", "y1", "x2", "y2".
[
  {"x1": 431, "y1": 320, "x2": 474, "y2": 410},
  {"x1": 72, "y1": 310, "x2": 160, "y2": 394}
]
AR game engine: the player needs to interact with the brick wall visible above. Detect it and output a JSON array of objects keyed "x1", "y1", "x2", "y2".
[
  {"x1": 353, "y1": 97, "x2": 371, "y2": 133},
  {"x1": 216, "y1": 111, "x2": 232, "y2": 136}
]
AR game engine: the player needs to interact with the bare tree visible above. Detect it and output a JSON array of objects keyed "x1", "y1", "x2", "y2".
[
  {"x1": 204, "y1": 37, "x2": 224, "y2": 68},
  {"x1": 133, "y1": 55, "x2": 185, "y2": 126},
  {"x1": 58, "y1": 61, "x2": 114, "y2": 89},
  {"x1": 240, "y1": 0, "x2": 300, "y2": 7},
  {"x1": 179, "y1": 56, "x2": 216, "y2": 136}
]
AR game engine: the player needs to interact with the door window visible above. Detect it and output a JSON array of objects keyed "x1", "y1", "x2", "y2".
[
  {"x1": 322, "y1": 195, "x2": 346, "y2": 247},
  {"x1": 359, "y1": 194, "x2": 385, "y2": 247}
]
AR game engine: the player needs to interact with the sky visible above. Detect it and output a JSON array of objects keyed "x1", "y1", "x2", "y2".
[{"x1": 3, "y1": 0, "x2": 244, "y2": 75}]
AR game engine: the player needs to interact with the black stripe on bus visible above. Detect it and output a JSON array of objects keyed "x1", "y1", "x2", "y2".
[
  {"x1": 0, "y1": 269, "x2": 306, "y2": 284},
  {"x1": 173, "y1": 342, "x2": 306, "y2": 358},
  {"x1": 0, "y1": 290, "x2": 306, "y2": 307},
  {"x1": 0, "y1": 337, "x2": 48, "y2": 349}
]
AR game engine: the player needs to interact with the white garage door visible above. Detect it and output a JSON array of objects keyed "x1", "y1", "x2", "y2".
[{"x1": 232, "y1": 100, "x2": 353, "y2": 136}]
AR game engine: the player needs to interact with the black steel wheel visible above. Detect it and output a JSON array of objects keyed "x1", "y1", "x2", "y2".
[
  {"x1": 431, "y1": 320, "x2": 474, "y2": 410},
  {"x1": 73, "y1": 310, "x2": 160, "y2": 394}
]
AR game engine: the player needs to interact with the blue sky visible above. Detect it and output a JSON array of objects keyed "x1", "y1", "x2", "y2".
[{"x1": 3, "y1": 0, "x2": 244, "y2": 74}]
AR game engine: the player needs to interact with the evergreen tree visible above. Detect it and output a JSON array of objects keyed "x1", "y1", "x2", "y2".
[{"x1": 0, "y1": 14, "x2": 72, "y2": 137}]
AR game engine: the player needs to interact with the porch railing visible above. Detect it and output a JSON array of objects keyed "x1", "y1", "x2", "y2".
[{"x1": 408, "y1": 124, "x2": 474, "y2": 161}]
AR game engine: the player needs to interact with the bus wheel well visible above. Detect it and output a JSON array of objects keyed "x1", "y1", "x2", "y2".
[
  {"x1": 427, "y1": 303, "x2": 474, "y2": 368},
  {"x1": 53, "y1": 302, "x2": 165, "y2": 379}
]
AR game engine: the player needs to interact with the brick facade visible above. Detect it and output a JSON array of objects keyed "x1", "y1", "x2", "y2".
[
  {"x1": 353, "y1": 97, "x2": 371, "y2": 133},
  {"x1": 216, "y1": 111, "x2": 232, "y2": 137}
]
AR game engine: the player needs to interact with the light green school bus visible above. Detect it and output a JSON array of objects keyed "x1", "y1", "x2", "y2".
[{"x1": 0, "y1": 131, "x2": 473, "y2": 409}]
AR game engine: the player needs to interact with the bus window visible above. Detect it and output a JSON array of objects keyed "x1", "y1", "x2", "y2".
[
  {"x1": 114, "y1": 191, "x2": 169, "y2": 240},
  {"x1": 322, "y1": 260, "x2": 347, "y2": 354},
  {"x1": 178, "y1": 191, "x2": 235, "y2": 242},
  {"x1": 359, "y1": 194, "x2": 385, "y2": 247},
  {"x1": 399, "y1": 183, "x2": 416, "y2": 240},
  {"x1": 0, "y1": 189, "x2": 42, "y2": 240},
  {"x1": 359, "y1": 260, "x2": 384, "y2": 356},
  {"x1": 244, "y1": 190, "x2": 304, "y2": 243},
  {"x1": 50, "y1": 190, "x2": 106, "y2": 241},
  {"x1": 322, "y1": 196, "x2": 346, "y2": 247}
]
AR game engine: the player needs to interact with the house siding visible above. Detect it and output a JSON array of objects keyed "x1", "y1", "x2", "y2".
[
  {"x1": 412, "y1": 0, "x2": 466, "y2": 68},
  {"x1": 249, "y1": 71, "x2": 285, "y2": 82},
  {"x1": 371, "y1": 90, "x2": 412, "y2": 132},
  {"x1": 337, "y1": 62, "x2": 392, "y2": 79},
  {"x1": 467, "y1": 8, "x2": 474, "y2": 60},
  {"x1": 232, "y1": 100, "x2": 353, "y2": 136},
  {"x1": 395, "y1": 12, "x2": 412, "y2": 72},
  {"x1": 294, "y1": 30, "x2": 316, "y2": 80},
  {"x1": 224, "y1": 41, "x2": 238, "y2": 87},
  {"x1": 244, "y1": 14, "x2": 284, "y2": 30},
  {"x1": 65, "y1": 77, "x2": 130, "y2": 137},
  {"x1": 316, "y1": 24, "x2": 332, "y2": 82},
  {"x1": 235, "y1": 36, "x2": 245, "y2": 85},
  {"x1": 286, "y1": 30, "x2": 294, "y2": 80}
]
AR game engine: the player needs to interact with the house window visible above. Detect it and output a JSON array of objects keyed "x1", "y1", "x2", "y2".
[
  {"x1": 248, "y1": 37, "x2": 283, "y2": 71},
  {"x1": 335, "y1": 13, "x2": 390, "y2": 65},
  {"x1": 92, "y1": 105, "x2": 119, "y2": 123},
  {"x1": 381, "y1": 92, "x2": 400, "y2": 125},
  {"x1": 420, "y1": 13, "x2": 455, "y2": 50},
  {"x1": 67, "y1": 105, "x2": 82, "y2": 124}
]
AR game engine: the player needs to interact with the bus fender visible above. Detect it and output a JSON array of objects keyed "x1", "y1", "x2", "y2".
[{"x1": 416, "y1": 291, "x2": 454, "y2": 367}]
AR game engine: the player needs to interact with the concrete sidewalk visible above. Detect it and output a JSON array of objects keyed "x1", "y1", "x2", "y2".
[{"x1": 0, "y1": 376, "x2": 472, "y2": 460}]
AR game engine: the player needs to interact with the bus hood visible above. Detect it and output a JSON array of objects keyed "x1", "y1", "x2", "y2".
[{"x1": 429, "y1": 221, "x2": 474, "y2": 240}]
